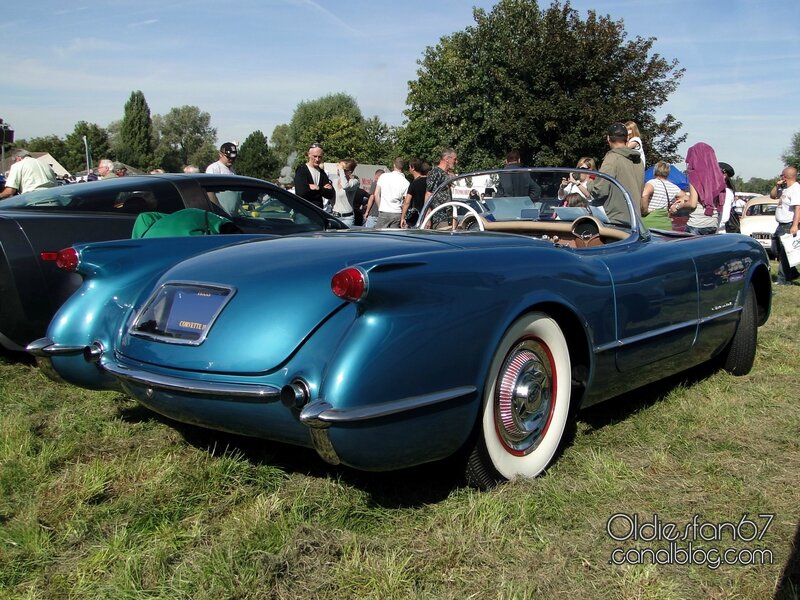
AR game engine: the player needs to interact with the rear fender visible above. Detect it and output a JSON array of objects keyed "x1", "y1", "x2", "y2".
[{"x1": 46, "y1": 235, "x2": 265, "y2": 386}]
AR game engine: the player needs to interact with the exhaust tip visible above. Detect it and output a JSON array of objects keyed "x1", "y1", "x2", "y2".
[
  {"x1": 83, "y1": 341, "x2": 104, "y2": 363},
  {"x1": 280, "y1": 380, "x2": 310, "y2": 408}
]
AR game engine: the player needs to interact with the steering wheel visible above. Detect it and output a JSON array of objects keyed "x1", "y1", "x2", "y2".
[
  {"x1": 570, "y1": 215, "x2": 603, "y2": 248},
  {"x1": 420, "y1": 201, "x2": 485, "y2": 231}
]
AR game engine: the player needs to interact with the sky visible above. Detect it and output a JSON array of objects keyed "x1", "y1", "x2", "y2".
[{"x1": 2, "y1": 0, "x2": 798, "y2": 180}]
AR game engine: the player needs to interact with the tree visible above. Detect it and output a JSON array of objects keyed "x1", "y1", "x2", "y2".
[
  {"x1": 287, "y1": 93, "x2": 366, "y2": 164},
  {"x1": 236, "y1": 130, "x2": 280, "y2": 181},
  {"x1": 18, "y1": 135, "x2": 67, "y2": 161},
  {"x1": 153, "y1": 105, "x2": 217, "y2": 172},
  {"x1": 117, "y1": 90, "x2": 153, "y2": 169},
  {"x1": 402, "y1": 0, "x2": 685, "y2": 170},
  {"x1": 63, "y1": 121, "x2": 111, "y2": 173},
  {"x1": 781, "y1": 130, "x2": 800, "y2": 170},
  {"x1": 361, "y1": 116, "x2": 398, "y2": 166},
  {"x1": 270, "y1": 123, "x2": 294, "y2": 171},
  {"x1": 735, "y1": 177, "x2": 773, "y2": 195}
]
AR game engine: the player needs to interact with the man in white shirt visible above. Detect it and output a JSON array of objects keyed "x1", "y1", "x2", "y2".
[
  {"x1": 770, "y1": 166, "x2": 800, "y2": 285},
  {"x1": 0, "y1": 150, "x2": 57, "y2": 198},
  {"x1": 374, "y1": 158, "x2": 409, "y2": 228},
  {"x1": 205, "y1": 142, "x2": 237, "y2": 174}
]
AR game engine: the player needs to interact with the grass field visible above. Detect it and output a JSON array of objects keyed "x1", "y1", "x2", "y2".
[{"x1": 1, "y1": 283, "x2": 798, "y2": 599}]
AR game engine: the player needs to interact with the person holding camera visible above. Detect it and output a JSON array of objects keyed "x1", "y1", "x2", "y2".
[
  {"x1": 770, "y1": 166, "x2": 800, "y2": 285},
  {"x1": 558, "y1": 157, "x2": 595, "y2": 203}
]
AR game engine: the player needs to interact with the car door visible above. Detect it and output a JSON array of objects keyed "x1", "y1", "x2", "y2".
[{"x1": 599, "y1": 238, "x2": 699, "y2": 372}]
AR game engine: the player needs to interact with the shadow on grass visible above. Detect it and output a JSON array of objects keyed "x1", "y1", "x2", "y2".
[
  {"x1": 0, "y1": 347, "x2": 35, "y2": 367},
  {"x1": 112, "y1": 359, "x2": 726, "y2": 508},
  {"x1": 775, "y1": 521, "x2": 800, "y2": 600},
  {"x1": 577, "y1": 360, "x2": 719, "y2": 433},
  {"x1": 116, "y1": 401, "x2": 463, "y2": 507}
]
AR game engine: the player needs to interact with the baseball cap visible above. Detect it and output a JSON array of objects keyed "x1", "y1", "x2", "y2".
[
  {"x1": 607, "y1": 122, "x2": 629, "y2": 139},
  {"x1": 220, "y1": 142, "x2": 238, "y2": 159},
  {"x1": 718, "y1": 162, "x2": 734, "y2": 177}
]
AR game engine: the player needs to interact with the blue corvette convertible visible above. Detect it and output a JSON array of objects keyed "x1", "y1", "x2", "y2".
[{"x1": 28, "y1": 168, "x2": 772, "y2": 488}]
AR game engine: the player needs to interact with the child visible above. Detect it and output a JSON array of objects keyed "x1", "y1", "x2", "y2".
[{"x1": 625, "y1": 121, "x2": 646, "y2": 166}]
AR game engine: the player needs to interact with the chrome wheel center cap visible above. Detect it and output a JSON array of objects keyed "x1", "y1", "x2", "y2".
[{"x1": 495, "y1": 344, "x2": 554, "y2": 453}]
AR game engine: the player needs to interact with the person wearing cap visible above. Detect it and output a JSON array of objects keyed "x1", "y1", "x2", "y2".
[
  {"x1": 0, "y1": 149, "x2": 58, "y2": 198},
  {"x1": 206, "y1": 142, "x2": 238, "y2": 175},
  {"x1": 588, "y1": 122, "x2": 645, "y2": 226},
  {"x1": 294, "y1": 143, "x2": 334, "y2": 209}
]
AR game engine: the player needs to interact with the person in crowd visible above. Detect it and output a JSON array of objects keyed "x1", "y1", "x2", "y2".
[
  {"x1": 352, "y1": 187, "x2": 369, "y2": 226},
  {"x1": 331, "y1": 159, "x2": 359, "y2": 226},
  {"x1": 206, "y1": 142, "x2": 237, "y2": 175},
  {"x1": 374, "y1": 158, "x2": 409, "y2": 228},
  {"x1": 424, "y1": 148, "x2": 458, "y2": 228},
  {"x1": 114, "y1": 164, "x2": 128, "y2": 177},
  {"x1": 401, "y1": 158, "x2": 427, "y2": 228},
  {"x1": 362, "y1": 168, "x2": 385, "y2": 227},
  {"x1": 625, "y1": 120, "x2": 646, "y2": 165},
  {"x1": 0, "y1": 149, "x2": 58, "y2": 198},
  {"x1": 669, "y1": 142, "x2": 725, "y2": 236},
  {"x1": 641, "y1": 161, "x2": 687, "y2": 230},
  {"x1": 183, "y1": 165, "x2": 200, "y2": 174},
  {"x1": 150, "y1": 168, "x2": 165, "y2": 174},
  {"x1": 563, "y1": 192, "x2": 589, "y2": 208},
  {"x1": 558, "y1": 157, "x2": 596, "y2": 202},
  {"x1": 496, "y1": 149, "x2": 542, "y2": 201},
  {"x1": 718, "y1": 162, "x2": 739, "y2": 233},
  {"x1": 588, "y1": 123, "x2": 645, "y2": 226},
  {"x1": 96, "y1": 158, "x2": 116, "y2": 179},
  {"x1": 769, "y1": 166, "x2": 800, "y2": 285},
  {"x1": 293, "y1": 142, "x2": 334, "y2": 210}
]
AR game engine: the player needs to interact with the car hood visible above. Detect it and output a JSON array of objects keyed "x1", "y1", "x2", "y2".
[{"x1": 116, "y1": 231, "x2": 462, "y2": 374}]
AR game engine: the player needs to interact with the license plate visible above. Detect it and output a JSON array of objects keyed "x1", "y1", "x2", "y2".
[{"x1": 132, "y1": 283, "x2": 234, "y2": 345}]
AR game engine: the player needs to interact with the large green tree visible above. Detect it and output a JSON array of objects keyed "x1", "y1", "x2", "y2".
[
  {"x1": 288, "y1": 93, "x2": 365, "y2": 164},
  {"x1": 117, "y1": 90, "x2": 153, "y2": 169},
  {"x1": 236, "y1": 130, "x2": 280, "y2": 181},
  {"x1": 153, "y1": 105, "x2": 217, "y2": 172},
  {"x1": 781, "y1": 130, "x2": 800, "y2": 170},
  {"x1": 401, "y1": 0, "x2": 685, "y2": 170},
  {"x1": 63, "y1": 121, "x2": 111, "y2": 173},
  {"x1": 272, "y1": 94, "x2": 396, "y2": 168}
]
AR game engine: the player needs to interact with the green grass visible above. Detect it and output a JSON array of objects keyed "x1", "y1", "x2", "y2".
[{"x1": 1, "y1": 282, "x2": 798, "y2": 599}]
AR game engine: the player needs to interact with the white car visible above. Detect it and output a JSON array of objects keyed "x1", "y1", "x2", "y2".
[{"x1": 739, "y1": 195, "x2": 777, "y2": 256}]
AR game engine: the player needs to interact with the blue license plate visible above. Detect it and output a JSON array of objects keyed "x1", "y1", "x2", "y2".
[{"x1": 132, "y1": 283, "x2": 234, "y2": 344}]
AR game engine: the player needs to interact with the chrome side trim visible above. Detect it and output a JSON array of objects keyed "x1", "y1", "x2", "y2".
[
  {"x1": 26, "y1": 337, "x2": 86, "y2": 357},
  {"x1": 593, "y1": 306, "x2": 742, "y2": 354},
  {"x1": 299, "y1": 385, "x2": 476, "y2": 427},
  {"x1": 100, "y1": 358, "x2": 280, "y2": 401}
]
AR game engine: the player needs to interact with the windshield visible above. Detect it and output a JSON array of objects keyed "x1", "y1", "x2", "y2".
[{"x1": 419, "y1": 167, "x2": 642, "y2": 235}]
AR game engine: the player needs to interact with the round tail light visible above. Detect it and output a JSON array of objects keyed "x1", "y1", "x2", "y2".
[
  {"x1": 331, "y1": 266, "x2": 368, "y2": 302},
  {"x1": 41, "y1": 247, "x2": 80, "y2": 272}
]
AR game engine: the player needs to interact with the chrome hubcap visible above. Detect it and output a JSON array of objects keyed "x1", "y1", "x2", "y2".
[{"x1": 495, "y1": 340, "x2": 554, "y2": 454}]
